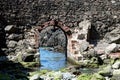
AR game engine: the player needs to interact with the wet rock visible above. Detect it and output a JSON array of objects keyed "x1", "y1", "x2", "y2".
[
  {"x1": 30, "y1": 74, "x2": 40, "y2": 80},
  {"x1": 7, "y1": 40, "x2": 17, "y2": 48},
  {"x1": 112, "y1": 61, "x2": 120, "y2": 69},
  {"x1": 53, "y1": 71, "x2": 63, "y2": 79},
  {"x1": 62, "y1": 72, "x2": 75, "y2": 79}
]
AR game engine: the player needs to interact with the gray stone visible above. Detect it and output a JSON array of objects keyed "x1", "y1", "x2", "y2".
[
  {"x1": 5, "y1": 25, "x2": 18, "y2": 33},
  {"x1": 105, "y1": 43, "x2": 118, "y2": 54},
  {"x1": 30, "y1": 74, "x2": 40, "y2": 80},
  {"x1": 79, "y1": 40, "x2": 89, "y2": 52},
  {"x1": 98, "y1": 65, "x2": 113, "y2": 77},
  {"x1": 62, "y1": 72, "x2": 75, "y2": 79},
  {"x1": 113, "y1": 69, "x2": 120, "y2": 75},
  {"x1": 112, "y1": 61, "x2": 120, "y2": 69},
  {"x1": 7, "y1": 40, "x2": 17, "y2": 48},
  {"x1": 78, "y1": 20, "x2": 91, "y2": 30},
  {"x1": 8, "y1": 34, "x2": 23, "y2": 41},
  {"x1": 104, "y1": 27, "x2": 120, "y2": 43}
]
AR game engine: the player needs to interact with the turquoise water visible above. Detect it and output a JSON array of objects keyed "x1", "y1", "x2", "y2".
[{"x1": 40, "y1": 48, "x2": 67, "y2": 70}]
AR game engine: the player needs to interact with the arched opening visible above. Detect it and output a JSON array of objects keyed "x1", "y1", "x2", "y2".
[
  {"x1": 37, "y1": 20, "x2": 70, "y2": 70},
  {"x1": 87, "y1": 25, "x2": 100, "y2": 45}
]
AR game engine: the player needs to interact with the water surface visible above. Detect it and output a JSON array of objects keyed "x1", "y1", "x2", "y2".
[{"x1": 40, "y1": 47, "x2": 67, "y2": 70}]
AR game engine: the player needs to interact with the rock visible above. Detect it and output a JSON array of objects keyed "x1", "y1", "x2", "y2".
[
  {"x1": 79, "y1": 40, "x2": 89, "y2": 52},
  {"x1": 62, "y1": 72, "x2": 75, "y2": 79},
  {"x1": 88, "y1": 48, "x2": 96, "y2": 58},
  {"x1": 104, "y1": 27, "x2": 120, "y2": 43},
  {"x1": 91, "y1": 73, "x2": 106, "y2": 80},
  {"x1": 7, "y1": 40, "x2": 17, "y2": 48},
  {"x1": 8, "y1": 34, "x2": 23, "y2": 41},
  {"x1": 79, "y1": 20, "x2": 91, "y2": 31},
  {"x1": 113, "y1": 69, "x2": 120, "y2": 75},
  {"x1": 77, "y1": 73, "x2": 92, "y2": 80},
  {"x1": 30, "y1": 74, "x2": 40, "y2": 80},
  {"x1": 112, "y1": 61, "x2": 120, "y2": 69},
  {"x1": 100, "y1": 54, "x2": 107, "y2": 60},
  {"x1": 98, "y1": 65, "x2": 113, "y2": 77},
  {"x1": 5, "y1": 25, "x2": 19, "y2": 33},
  {"x1": 105, "y1": 43, "x2": 118, "y2": 54},
  {"x1": 53, "y1": 71, "x2": 63, "y2": 79}
]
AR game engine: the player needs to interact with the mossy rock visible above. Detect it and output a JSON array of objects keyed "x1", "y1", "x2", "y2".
[
  {"x1": 29, "y1": 69, "x2": 50, "y2": 76},
  {"x1": 59, "y1": 68, "x2": 67, "y2": 72},
  {"x1": 67, "y1": 57, "x2": 80, "y2": 65},
  {"x1": 91, "y1": 73, "x2": 106, "y2": 80},
  {"x1": 77, "y1": 73, "x2": 92, "y2": 80},
  {"x1": 0, "y1": 73, "x2": 11, "y2": 80},
  {"x1": 20, "y1": 62, "x2": 39, "y2": 68}
]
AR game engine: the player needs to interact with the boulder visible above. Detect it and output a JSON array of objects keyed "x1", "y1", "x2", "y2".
[
  {"x1": 104, "y1": 27, "x2": 120, "y2": 43},
  {"x1": 5, "y1": 25, "x2": 19, "y2": 33},
  {"x1": 112, "y1": 61, "x2": 120, "y2": 69},
  {"x1": 7, "y1": 40, "x2": 17, "y2": 48},
  {"x1": 79, "y1": 41, "x2": 89, "y2": 52},
  {"x1": 62, "y1": 72, "x2": 75, "y2": 79},
  {"x1": 105, "y1": 43, "x2": 118, "y2": 54},
  {"x1": 98, "y1": 65, "x2": 113, "y2": 77},
  {"x1": 91, "y1": 73, "x2": 106, "y2": 80},
  {"x1": 8, "y1": 34, "x2": 23, "y2": 41},
  {"x1": 112, "y1": 69, "x2": 120, "y2": 75},
  {"x1": 30, "y1": 74, "x2": 40, "y2": 80},
  {"x1": 79, "y1": 20, "x2": 91, "y2": 31}
]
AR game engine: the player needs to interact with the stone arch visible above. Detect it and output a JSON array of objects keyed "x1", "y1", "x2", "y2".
[{"x1": 34, "y1": 20, "x2": 72, "y2": 61}]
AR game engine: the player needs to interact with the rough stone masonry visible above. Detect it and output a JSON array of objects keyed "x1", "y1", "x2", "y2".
[{"x1": 0, "y1": 0, "x2": 120, "y2": 63}]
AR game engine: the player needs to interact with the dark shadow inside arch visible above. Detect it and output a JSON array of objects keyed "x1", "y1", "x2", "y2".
[{"x1": 39, "y1": 25, "x2": 68, "y2": 70}]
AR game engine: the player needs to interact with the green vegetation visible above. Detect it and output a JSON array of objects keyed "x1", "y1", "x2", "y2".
[
  {"x1": 67, "y1": 57, "x2": 80, "y2": 65},
  {"x1": 77, "y1": 73, "x2": 92, "y2": 80},
  {"x1": 20, "y1": 62, "x2": 39, "y2": 68},
  {"x1": 91, "y1": 73, "x2": 106, "y2": 80}
]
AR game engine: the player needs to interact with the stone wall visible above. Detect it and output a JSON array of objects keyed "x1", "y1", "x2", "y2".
[
  {"x1": 0, "y1": 0, "x2": 120, "y2": 39},
  {"x1": 0, "y1": 0, "x2": 120, "y2": 62}
]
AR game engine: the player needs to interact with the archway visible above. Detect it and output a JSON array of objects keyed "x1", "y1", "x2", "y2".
[{"x1": 34, "y1": 20, "x2": 72, "y2": 70}]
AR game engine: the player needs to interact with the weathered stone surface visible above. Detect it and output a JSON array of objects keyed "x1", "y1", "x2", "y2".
[
  {"x1": 30, "y1": 74, "x2": 40, "y2": 80},
  {"x1": 8, "y1": 34, "x2": 23, "y2": 41},
  {"x1": 5, "y1": 25, "x2": 19, "y2": 33},
  {"x1": 7, "y1": 40, "x2": 17, "y2": 48},
  {"x1": 79, "y1": 40, "x2": 89, "y2": 52},
  {"x1": 98, "y1": 65, "x2": 112, "y2": 77},
  {"x1": 112, "y1": 69, "x2": 120, "y2": 75},
  {"x1": 104, "y1": 27, "x2": 120, "y2": 43},
  {"x1": 112, "y1": 61, "x2": 120, "y2": 69},
  {"x1": 105, "y1": 43, "x2": 118, "y2": 54}
]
